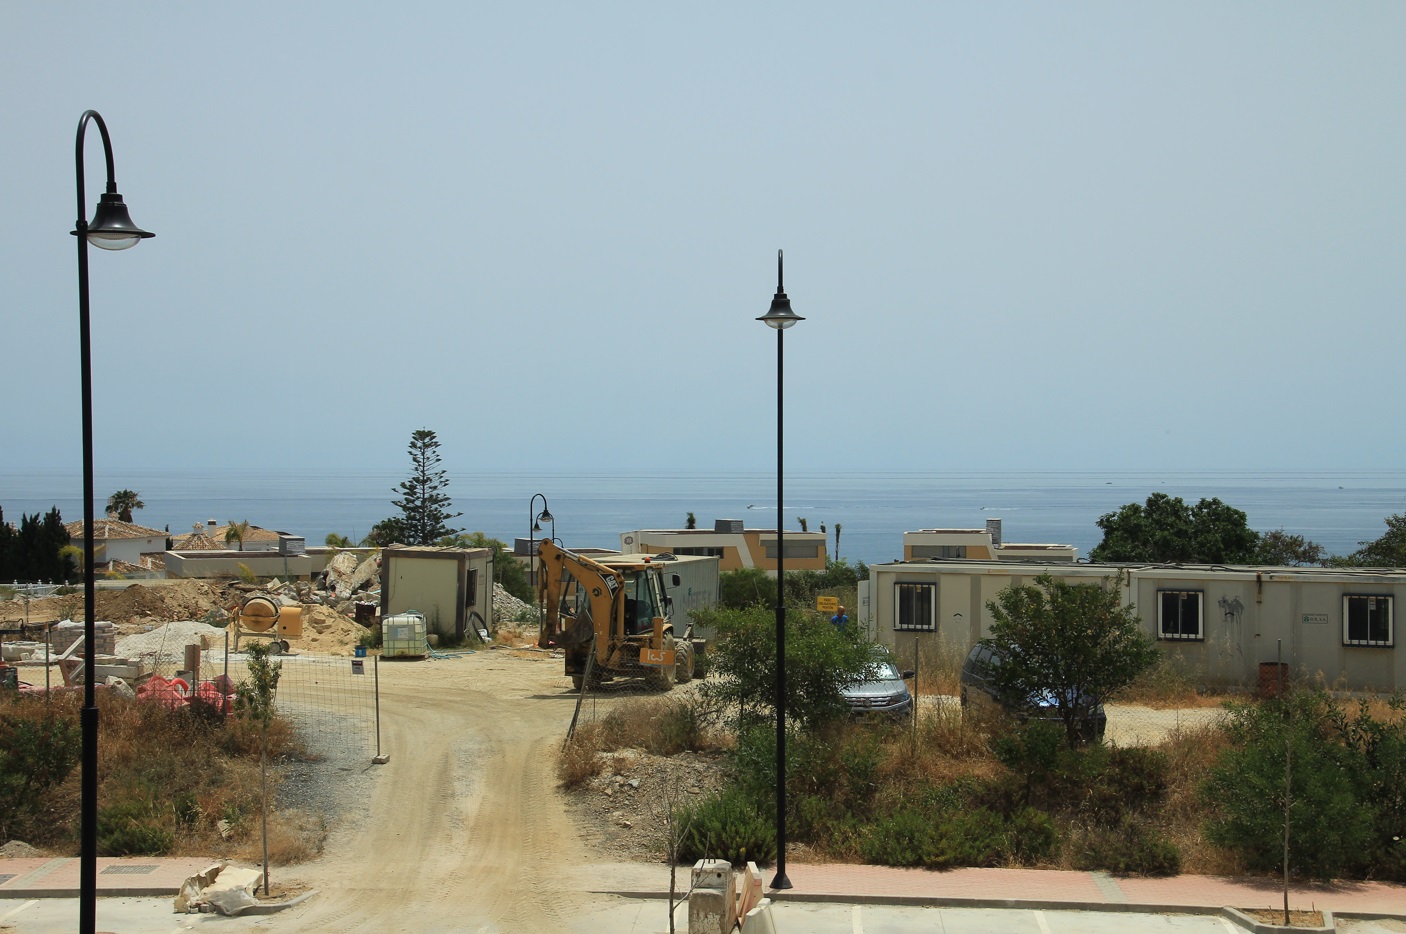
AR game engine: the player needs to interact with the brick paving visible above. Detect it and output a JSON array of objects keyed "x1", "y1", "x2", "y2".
[{"x1": 0, "y1": 857, "x2": 212, "y2": 898}]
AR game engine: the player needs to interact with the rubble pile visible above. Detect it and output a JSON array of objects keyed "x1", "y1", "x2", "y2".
[{"x1": 492, "y1": 584, "x2": 533, "y2": 623}]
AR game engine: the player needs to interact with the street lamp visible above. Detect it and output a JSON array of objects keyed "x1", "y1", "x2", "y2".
[
  {"x1": 528, "y1": 494, "x2": 553, "y2": 633},
  {"x1": 757, "y1": 249, "x2": 802, "y2": 891},
  {"x1": 72, "y1": 110, "x2": 154, "y2": 934}
]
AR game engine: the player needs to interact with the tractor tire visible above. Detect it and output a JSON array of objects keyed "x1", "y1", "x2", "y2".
[
  {"x1": 646, "y1": 661, "x2": 673, "y2": 692},
  {"x1": 674, "y1": 641, "x2": 694, "y2": 684}
]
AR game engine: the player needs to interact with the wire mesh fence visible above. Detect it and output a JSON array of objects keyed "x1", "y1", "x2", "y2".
[{"x1": 95, "y1": 624, "x2": 385, "y2": 763}]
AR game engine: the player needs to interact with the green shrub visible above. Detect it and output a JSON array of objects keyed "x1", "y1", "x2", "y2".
[
  {"x1": 1202, "y1": 695, "x2": 1374, "y2": 881},
  {"x1": 696, "y1": 605, "x2": 874, "y2": 730},
  {"x1": 1072, "y1": 818, "x2": 1181, "y2": 876},
  {"x1": 0, "y1": 705, "x2": 81, "y2": 839},
  {"x1": 1085, "y1": 746, "x2": 1169, "y2": 821},
  {"x1": 1005, "y1": 807, "x2": 1059, "y2": 863},
  {"x1": 98, "y1": 782, "x2": 174, "y2": 856},
  {"x1": 861, "y1": 807, "x2": 936, "y2": 866},
  {"x1": 860, "y1": 800, "x2": 1053, "y2": 869},
  {"x1": 676, "y1": 788, "x2": 776, "y2": 867}
]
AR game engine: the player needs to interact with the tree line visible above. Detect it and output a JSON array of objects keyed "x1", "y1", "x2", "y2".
[
  {"x1": 1089, "y1": 492, "x2": 1406, "y2": 567},
  {"x1": 0, "y1": 506, "x2": 75, "y2": 584}
]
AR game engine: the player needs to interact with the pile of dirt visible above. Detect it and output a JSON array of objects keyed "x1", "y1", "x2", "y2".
[
  {"x1": 564, "y1": 747, "x2": 729, "y2": 863},
  {"x1": 0, "y1": 580, "x2": 234, "y2": 632},
  {"x1": 97, "y1": 582, "x2": 233, "y2": 629},
  {"x1": 290, "y1": 605, "x2": 369, "y2": 656}
]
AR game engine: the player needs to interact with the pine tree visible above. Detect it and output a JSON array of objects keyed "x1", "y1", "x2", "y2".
[{"x1": 389, "y1": 429, "x2": 462, "y2": 546}]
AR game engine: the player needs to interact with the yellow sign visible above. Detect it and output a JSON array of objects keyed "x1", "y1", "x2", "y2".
[
  {"x1": 640, "y1": 647, "x2": 675, "y2": 668},
  {"x1": 817, "y1": 596, "x2": 840, "y2": 613}
]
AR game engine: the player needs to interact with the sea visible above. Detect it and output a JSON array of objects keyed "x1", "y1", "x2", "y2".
[{"x1": 4, "y1": 469, "x2": 1406, "y2": 566}]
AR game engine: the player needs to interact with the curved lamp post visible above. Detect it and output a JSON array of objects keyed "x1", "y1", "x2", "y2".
[
  {"x1": 757, "y1": 249, "x2": 802, "y2": 891},
  {"x1": 72, "y1": 110, "x2": 154, "y2": 934},
  {"x1": 528, "y1": 494, "x2": 553, "y2": 634}
]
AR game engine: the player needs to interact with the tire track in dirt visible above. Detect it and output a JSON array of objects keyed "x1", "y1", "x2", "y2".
[{"x1": 279, "y1": 653, "x2": 592, "y2": 933}]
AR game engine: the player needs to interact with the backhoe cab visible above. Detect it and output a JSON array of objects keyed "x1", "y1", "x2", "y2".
[{"x1": 535, "y1": 541, "x2": 700, "y2": 692}]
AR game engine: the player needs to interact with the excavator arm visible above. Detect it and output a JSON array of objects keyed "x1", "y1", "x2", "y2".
[{"x1": 536, "y1": 540, "x2": 623, "y2": 663}]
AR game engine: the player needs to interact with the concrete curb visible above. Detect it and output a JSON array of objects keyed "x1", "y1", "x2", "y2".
[
  {"x1": 239, "y1": 889, "x2": 318, "y2": 915},
  {"x1": 1222, "y1": 906, "x2": 1334, "y2": 933},
  {"x1": 598, "y1": 887, "x2": 1406, "y2": 930}
]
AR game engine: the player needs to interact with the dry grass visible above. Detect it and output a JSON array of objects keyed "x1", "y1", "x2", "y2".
[
  {"x1": 0, "y1": 690, "x2": 308, "y2": 858},
  {"x1": 1152, "y1": 721, "x2": 1242, "y2": 874},
  {"x1": 236, "y1": 808, "x2": 324, "y2": 865},
  {"x1": 558, "y1": 722, "x2": 607, "y2": 789},
  {"x1": 1114, "y1": 657, "x2": 1232, "y2": 709},
  {"x1": 557, "y1": 694, "x2": 726, "y2": 789},
  {"x1": 891, "y1": 639, "x2": 966, "y2": 697},
  {"x1": 876, "y1": 705, "x2": 1005, "y2": 789}
]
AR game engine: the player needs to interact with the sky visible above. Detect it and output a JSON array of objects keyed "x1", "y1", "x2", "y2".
[{"x1": 5, "y1": 3, "x2": 1405, "y2": 476}]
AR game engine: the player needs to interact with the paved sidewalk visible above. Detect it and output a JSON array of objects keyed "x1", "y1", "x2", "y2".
[
  {"x1": 583, "y1": 861, "x2": 1406, "y2": 920},
  {"x1": 0, "y1": 857, "x2": 212, "y2": 898},
  {"x1": 3, "y1": 857, "x2": 1404, "y2": 923}
]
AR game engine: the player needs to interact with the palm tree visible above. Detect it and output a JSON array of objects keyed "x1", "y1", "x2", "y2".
[
  {"x1": 106, "y1": 489, "x2": 144, "y2": 523},
  {"x1": 225, "y1": 520, "x2": 251, "y2": 552},
  {"x1": 325, "y1": 533, "x2": 353, "y2": 548}
]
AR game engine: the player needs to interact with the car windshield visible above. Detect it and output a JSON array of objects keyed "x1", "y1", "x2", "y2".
[{"x1": 871, "y1": 660, "x2": 901, "y2": 681}]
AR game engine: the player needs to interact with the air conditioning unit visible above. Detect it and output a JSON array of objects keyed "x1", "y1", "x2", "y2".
[{"x1": 278, "y1": 536, "x2": 306, "y2": 555}]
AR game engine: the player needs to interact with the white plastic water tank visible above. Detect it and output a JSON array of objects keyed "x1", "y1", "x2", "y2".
[{"x1": 381, "y1": 612, "x2": 427, "y2": 658}]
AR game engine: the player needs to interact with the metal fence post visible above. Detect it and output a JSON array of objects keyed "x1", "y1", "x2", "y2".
[{"x1": 373, "y1": 654, "x2": 389, "y2": 764}]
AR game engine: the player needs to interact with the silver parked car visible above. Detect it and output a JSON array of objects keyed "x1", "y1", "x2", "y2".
[{"x1": 842, "y1": 648, "x2": 915, "y2": 719}]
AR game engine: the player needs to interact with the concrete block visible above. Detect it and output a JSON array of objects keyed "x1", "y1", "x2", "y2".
[
  {"x1": 689, "y1": 859, "x2": 737, "y2": 934},
  {"x1": 739, "y1": 898, "x2": 776, "y2": 934},
  {"x1": 742, "y1": 900, "x2": 776, "y2": 934}
]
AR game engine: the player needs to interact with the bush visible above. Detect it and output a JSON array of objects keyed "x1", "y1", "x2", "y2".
[
  {"x1": 676, "y1": 788, "x2": 776, "y2": 867},
  {"x1": 0, "y1": 702, "x2": 81, "y2": 840},
  {"x1": 98, "y1": 780, "x2": 174, "y2": 856},
  {"x1": 1071, "y1": 818, "x2": 1181, "y2": 876},
  {"x1": 860, "y1": 802, "x2": 1052, "y2": 869},
  {"x1": 697, "y1": 604, "x2": 875, "y2": 730},
  {"x1": 1202, "y1": 694, "x2": 1374, "y2": 881}
]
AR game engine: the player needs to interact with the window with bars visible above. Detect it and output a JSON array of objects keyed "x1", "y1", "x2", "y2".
[
  {"x1": 1158, "y1": 590, "x2": 1203, "y2": 641},
  {"x1": 1343, "y1": 595, "x2": 1393, "y2": 647},
  {"x1": 895, "y1": 582, "x2": 936, "y2": 632}
]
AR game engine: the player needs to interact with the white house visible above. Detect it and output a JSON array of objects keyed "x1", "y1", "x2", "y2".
[{"x1": 64, "y1": 519, "x2": 167, "y2": 569}]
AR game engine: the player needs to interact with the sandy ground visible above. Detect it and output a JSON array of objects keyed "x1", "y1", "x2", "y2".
[{"x1": 275, "y1": 646, "x2": 609, "y2": 933}]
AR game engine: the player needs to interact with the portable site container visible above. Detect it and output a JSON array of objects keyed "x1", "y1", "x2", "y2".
[{"x1": 382, "y1": 612, "x2": 428, "y2": 659}]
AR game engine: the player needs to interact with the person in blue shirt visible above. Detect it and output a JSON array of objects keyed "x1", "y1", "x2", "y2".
[{"x1": 830, "y1": 605, "x2": 849, "y2": 632}]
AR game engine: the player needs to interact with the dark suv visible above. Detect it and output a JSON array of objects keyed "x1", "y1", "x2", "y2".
[{"x1": 959, "y1": 643, "x2": 1106, "y2": 742}]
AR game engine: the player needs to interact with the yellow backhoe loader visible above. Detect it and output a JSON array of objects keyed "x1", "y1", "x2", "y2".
[{"x1": 536, "y1": 541, "x2": 704, "y2": 692}]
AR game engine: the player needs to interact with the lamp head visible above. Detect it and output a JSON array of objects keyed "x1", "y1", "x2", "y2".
[
  {"x1": 538, "y1": 507, "x2": 554, "y2": 523},
  {"x1": 757, "y1": 249, "x2": 803, "y2": 330},
  {"x1": 80, "y1": 191, "x2": 154, "y2": 251},
  {"x1": 532, "y1": 520, "x2": 541, "y2": 533}
]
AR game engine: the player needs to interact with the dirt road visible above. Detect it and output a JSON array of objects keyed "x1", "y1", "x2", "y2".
[{"x1": 279, "y1": 647, "x2": 620, "y2": 933}]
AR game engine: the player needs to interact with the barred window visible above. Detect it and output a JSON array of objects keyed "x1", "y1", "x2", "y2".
[
  {"x1": 895, "y1": 582, "x2": 935, "y2": 632},
  {"x1": 1158, "y1": 591, "x2": 1203, "y2": 641},
  {"x1": 1343, "y1": 595, "x2": 1393, "y2": 647}
]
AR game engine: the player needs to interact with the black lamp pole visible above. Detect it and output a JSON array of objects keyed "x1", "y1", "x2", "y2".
[
  {"x1": 528, "y1": 494, "x2": 553, "y2": 633},
  {"x1": 72, "y1": 109, "x2": 154, "y2": 934},
  {"x1": 757, "y1": 249, "x2": 803, "y2": 891}
]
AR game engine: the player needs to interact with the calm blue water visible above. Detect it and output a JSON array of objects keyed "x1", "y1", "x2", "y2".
[{"x1": 3, "y1": 469, "x2": 1405, "y2": 565}]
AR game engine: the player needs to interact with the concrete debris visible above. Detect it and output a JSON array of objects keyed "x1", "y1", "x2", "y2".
[
  {"x1": 104, "y1": 676, "x2": 136, "y2": 699},
  {"x1": 492, "y1": 585, "x2": 532, "y2": 622},
  {"x1": 174, "y1": 863, "x2": 261, "y2": 916}
]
